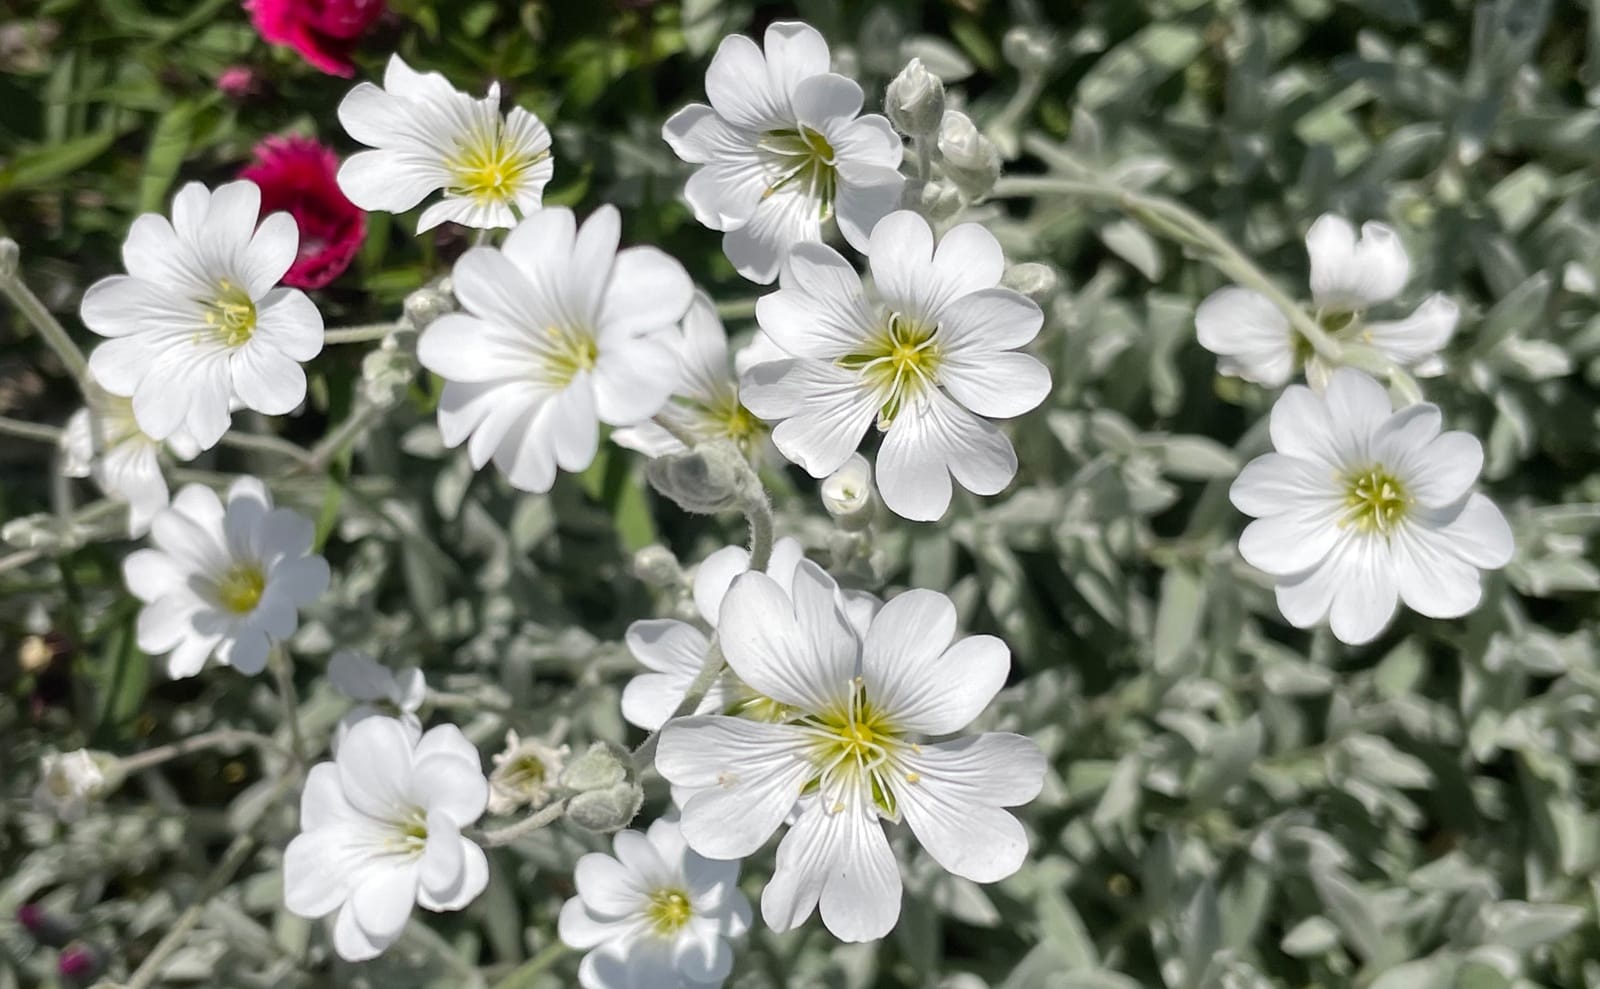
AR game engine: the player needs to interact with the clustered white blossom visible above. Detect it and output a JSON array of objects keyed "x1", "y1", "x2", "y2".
[{"x1": 28, "y1": 12, "x2": 1523, "y2": 987}]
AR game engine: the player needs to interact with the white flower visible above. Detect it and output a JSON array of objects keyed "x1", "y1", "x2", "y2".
[
  {"x1": 1195, "y1": 214, "x2": 1459, "y2": 388},
  {"x1": 34, "y1": 750, "x2": 118, "y2": 823},
  {"x1": 884, "y1": 58, "x2": 945, "y2": 138},
  {"x1": 657, "y1": 562, "x2": 1045, "y2": 942},
  {"x1": 284, "y1": 717, "x2": 490, "y2": 962},
  {"x1": 821, "y1": 452, "x2": 873, "y2": 520},
  {"x1": 1230, "y1": 368, "x2": 1514, "y2": 645},
  {"x1": 558, "y1": 816, "x2": 751, "y2": 989},
  {"x1": 125, "y1": 477, "x2": 330, "y2": 678},
  {"x1": 611, "y1": 291, "x2": 772, "y2": 462},
  {"x1": 662, "y1": 21, "x2": 905, "y2": 284},
  {"x1": 742, "y1": 210, "x2": 1050, "y2": 521},
  {"x1": 487, "y1": 730, "x2": 569, "y2": 816},
  {"x1": 60, "y1": 382, "x2": 203, "y2": 537},
  {"x1": 329, "y1": 649, "x2": 426, "y2": 743},
  {"x1": 80, "y1": 180, "x2": 324, "y2": 448},
  {"x1": 416, "y1": 206, "x2": 693, "y2": 493},
  {"x1": 337, "y1": 55, "x2": 554, "y2": 232}
]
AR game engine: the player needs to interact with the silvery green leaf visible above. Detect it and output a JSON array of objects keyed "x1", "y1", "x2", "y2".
[
  {"x1": 1493, "y1": 338, "x2": 1573, "y2": 381},
  {"x1": 1479, "y1": 900, "x2": 1586, "y2": 949},
  {"x1": 1152, "y1": 566, "x2": 1206, "y2": 674},
  {"x1": 903, "y1": 36, "x2": 974, "y2": 81},
  {"x1": 1370, "y1": 958, "x2": 1459, "y2": 989},
  {"x1": 1280, "y1": 916, "x2": 1340, "y2": 957},
  {"x1": 1148, "y1": 435, "x2": 1241, "y2": 480},
  {"x1": 1100, "y1": 219, "x2": 1165, "y2": 281}
]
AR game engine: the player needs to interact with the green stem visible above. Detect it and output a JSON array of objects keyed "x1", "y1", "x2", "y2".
[
  {"x1": 124, "y1": 832, "x2": 260, "y2": 989},
  {"x1": 0, "y1": 414, "x2": 63, "y2": 444},
  {"x1": 714, "y1": 297, "x2": 758, "y2": 320},
  {"x1": 295, "y1": 400, "x2": 387, "y2": 475},
  {"x1": 744, "y1": 484, "x2": 774, "y2": 573},
  {"x1": 631, "y1": 640, "x2": 726, "y2": 771},
  {"x1": 477, "y1": 797, "x2": 569, "y2": 847},
  {"x1": 270, "y1": 648, "x2": 307, "y2": 766},
  {"x1": 219, "y1": 430, "x2": 315, "y2": 465},
  {"x1": 490, "y1": 941, "x2": 571, "y2": 989},
  {"x1": 323, "y1": 322, "x2": 399, "y2": 345},
  {"x1": 1, "y1": 264, "x2": 89, "y2": 386},
  {"x1": 118, "y1": 728, "x2": 293, "y2": 774}
]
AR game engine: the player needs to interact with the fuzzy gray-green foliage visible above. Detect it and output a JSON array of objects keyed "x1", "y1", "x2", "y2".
[{"x1": 3, "y1": 0, "x2": 1600, "y2": 988}]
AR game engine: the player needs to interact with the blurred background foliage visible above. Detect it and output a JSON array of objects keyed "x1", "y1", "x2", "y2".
[{"x1": 3, "y1": 0, "x2": 1600, "y2": 987}]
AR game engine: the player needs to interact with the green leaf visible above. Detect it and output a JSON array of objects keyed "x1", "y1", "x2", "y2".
[
  {"x1": 0, "y1": 130, "x2": 116, "y2": 195},
  {"x1": 138, "y1": 102, "x2": 195, "y2": 214}
]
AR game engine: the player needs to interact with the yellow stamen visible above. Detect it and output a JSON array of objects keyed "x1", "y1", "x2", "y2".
[
  {"x1": 645, "y1": 889, "x2": 693, "y2": 935},
  {"x1": 1341, "y1": 465, "x2": 1411, "y2": 534},
  {"x1": 215, "y1": 564, "x2": 265, "y2": 614},
  {"x1": 837, "y1": 312, "x2": 942, "y2": 428},
  {"x1": 201, "y1": 280, "x2": 257, "y2": 347}
]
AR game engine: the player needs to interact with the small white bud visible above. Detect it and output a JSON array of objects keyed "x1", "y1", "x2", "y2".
[
  {"x1": 33, "y1": 749, "x2": 122, "y2": 823},
  {"x1": 911, "y1": 179, "x2": 964, "y2": 221},
  {"x1": 1002, "y1": 26, "x2": 1055, "y2": 74},
  {"x1": 937, "y1": 110, "x2": 1002, "y2": 201},
  {"x1": 558, "y1": 740, "x2": 642, "y2": 833},
  {"x1": 632, "y1": 544, "x2": 684, "y2": 588},
  {"x1": 646, "y1": 441, "x2": 756, "y2": 515},
  {"x1": 1001, "y1": 262, "x2": 1059, "y2": 304},
  {"x1": 360, "y1": 340, "x2": 415, "y2": 409},
  {"x1": 402, "y1": 282, "x2": 454, "y2": 329},
  {"x1": 885, "y1": 58, "x2": 945, "y2": 138},
  {"x1": 488, "y1": 730, "x2": 568, "y2": 816},
  {"x1": 821, "y1": 453, "x2": 874, "y2": 531}
]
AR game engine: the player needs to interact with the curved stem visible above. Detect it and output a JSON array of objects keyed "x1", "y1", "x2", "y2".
[
  {"x1": 124, "y1": 831, "x2": 260, "y2": 989},
  {"x1": 219, "y1": 430, "x2": 315, "y2": 465},
  {"x1": 118, "y1": 728, "x2": 292, "y2": 774},
  {"x1": 631, "y1": 640, "x2": 727, "y2": 771},
  {"x1": 477, "y1": 797, "x2": 569, "y2": 847},
  {"x1": 743, "y1": 483, "x2": 775, "y2": 574},
  {"x1": 490, "y1": 940, "x2": 570, "y2": 989},
  {"x1": 0, "y1": 414, "x2": 63, "y2": 444},
  {"x1": 1, "y1": 266, "x2": 89, "y2": 386},
  {"x1": 650, "y1": 413, "x2": 699, "y2": 449},
  {"x1": 323, "y1": 323, "x2": 399, "y2": 345}
]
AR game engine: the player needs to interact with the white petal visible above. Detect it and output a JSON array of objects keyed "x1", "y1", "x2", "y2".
[
  {"x1": 691, "y1": 545, "x2": 752, "y2": 625},
  {"x1": 1427, "y1": 492, "x2": 1514, "y2": 570},
  {"x1": 350, "y1": 864, "x2": 420, "y2": 944},
  {"x1": 558, "y1": 899, "x2": 628, "y2": 949},
  {"x1": 757, "y1": 243, "x2": 872, "y2": 360},
  {"x1": 337, "y1": 717, "x2": 417, "y2": 820},
  {"x1": 337, "y1": 149, "x2": 447, "y2": 214},
  {"x1": 254, "y1": 288, "x2": 324, "y2": 362},
  {"x1": 591, "y1": 335, "x2": 680, "y2": 426},
  {"x1": 328, "y1": 650, "x2": 393, "y2": 702},
  {"x1": 718, "y1": 567, "x2": 854, "y2": 714},
  {"x1": 1237, "y1": 509, "x2": 1341, "y2": 577},
  {"x1": 658, "y1": 716, "x2": 813, "y2": 859},
  {"x1": 1307, "y1": 215, "x2": 1410, "y2": 310},
  {"x1": 762, "y1": 21, "x2": 831, "y2": 102},
  {"x1": 1326, "y1": 540, "x2": 1400, "y2": 645},
  {"x1": 937, "y1": 286, "x2": 1044, "y2": 355},
  {"x1": 419, "y1": 314, "x2": 538, "y2": 384},
  {"x1": 412, "y1": 754, "x2": 489, "y2": 828},
  {"x1": 834, "y1": 162, "x2": 907, "y2": 256},
  {"x1": 282, "y1": 829, "x2": 355, "y2": 918},
  {"x1": 743, "y1": 359, "x2": 877, "y2": 478},
  {"x1": 1193, "y1": 287, "x2": 1295, "y2": 387},
  {"x1": 675, "y1": 291, "x2": 733, "y2": 403},
  {"x1": 1396, "y1": 430, "x2": 1483, "y2": 510},
  {"x1": 1268, "y1": 383, "x2": 1342, "y2": 471},
  {"x1": 1230, "y1": 453, "x2": 1338, "y2": 519},
  {"x1": 875, "y1": 389, "x2": 1016, "y2": 522},
  {"x1": 762, "y1": 801, "x2": 901, "y2": 942},
  {"x1": 662, "y1": 103, "x2": 751, "y2": 165},
  {"x1": 722, "y1": 189, "x2": 823, "y2": 285},
  {"x1": 242, "y1": 211, "x2": 298, "y2": 297},
  {"x1": 332, "y1": 901, "x2": 392, "y2": 962},
  {"x1": 791, "y1": 73, "x2": 863, "y2": 130},
  {"x1": 230, "y1": 344, "x2": 306, "y2": 416},
  {"x1": 865, "y1": 593, "x2": 1009, "y2": 735},
  {"x1": 1365, "y1": 293, "x2": 1458, "y2": 367},
  {"x1": 938, "y1": 351, "x2": 1051, "y2": 420},
  {"x1": 1391, "y1": 523, "x2": 1485, "y2": 620},
  {"x1": 705, "y1": 33, "x2": 787, "y2": 132},
  {"x1": 896, "y1": 733, "x2": 1043, "y2": 882},
  {"x1": 598, "y1": 247, "x2": 693, "y2": 342}
]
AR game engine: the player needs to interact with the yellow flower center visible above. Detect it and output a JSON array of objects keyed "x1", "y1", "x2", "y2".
[
  {"x1": 540, "y1": 325, "x2": 598, "y2": 387},
  {"x1": 799, "y1": 679, "x2": 909, "y2": 819},
  {"x1": 723, "y1": 678, "x2": 793, "y2": 723},
  {"x1": 757, "y1": 126, "x2": 838, "y2": 219},
  {"x1": 202, "y1": 281, "x2": 257, "y2": 347},
  {"x1": 1342, "y1": 466, "x2": 1411, "y2": 534},
  {"x1": 645, "y1": 888, "x2": 693, "y2": 935},
  {"x1": 448, "y1": 128, "x2": 550, "y2": 205},
  {"x1": 837, "y1": 312, "x2": 942, "y2": 428},
  {"x1": 388, "y1": 811, "x2": 429, "y2": 855},
  {"x1": 503, "y1": 753, "x2": 547, "y2": 788},
  {"x1": 215, "y1": 564, "x2": 265, "y2": 614}
]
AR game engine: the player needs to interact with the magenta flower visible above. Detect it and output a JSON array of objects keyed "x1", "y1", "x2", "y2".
[
  {"x1": 239, "y1": 136, "x2": 366, "y2": 289},
  {"x1": 243, "y1": 0, "x2": 385, "y2": 77}
]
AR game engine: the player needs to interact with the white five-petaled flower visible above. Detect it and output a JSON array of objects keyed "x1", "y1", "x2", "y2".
[
  {"x1": 60, "y1": 380, "x2": 204, "y2": 537},
  {"x1": 610, "y1": 291, "x2": 773, "y2": 463},
  {"x1": 416, "y1": 205, "x2": 693, "y2": 493},
  {"x1": 33, "y1": 749, "x2": 117, "y2": 824},
  {"x1": 623, "y1": 537, "x2": 880, "y2": 732},
  {"x1": 337, "y1": 54, "x2": 554, "y2": 232},
  {"x1": 657, "y1": 562, "x2": 1045, "y2": 943},
  {"x1": 558, "y1": 816, "x2": 752, "y2": 989},
  {"x1": 1230, "y1": 368, "x2": 1514, "y2": 645},
  {"x1": 662, "y1": 21, "x2": 905, "y2": 284},
  {"x1": 125, "y1": 477, "x2": 330, "y2": 679},
  {"x1": 1195, "y1": 214, "x2": 1459, "y2": 388},
  {"x1": 284, "y1": 716, "x2": 490, "y2": 962},
  {"x1": 80, "y1": 180, "x2": 324, "y2": 448},
  {"x1": 328, "y1": 649, "x2": 426, "y2": 744},
  {"x1": 742, "y1": 210, "x2": 1050, "y2": 521}
]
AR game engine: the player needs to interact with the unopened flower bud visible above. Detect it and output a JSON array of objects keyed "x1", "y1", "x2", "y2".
[
  {"x1": 0, "y1": 237, "x2": 18, "y2": 280},
  {"x1": 18, "y1": 634, "x2": 54, "y2": 673},
  {"x1": 937, "y1": 111, "x2": 1002, "y2": 201},
  {"x1": 15, "y1": 902, "x2": 73, "y2": 946},
  {"x1": 1001, "y1": 262, "x2": 1059, "y2": 304},
  {"x1": 360, "y1": 340, "x2": 415, "y2": 409},
  {"x1": 58, "y1": 942, "x2": 102, "y2": 982},
  {"x1": 821, "y1": 453, "x2": 874, "y2": 531},
  {"x1": 215, "y1": 65, "x2": 257, "y2": 100},
  {"x1": 488, "y1": 730, "x2": 568, "y2": 816},
  {"x1": 911, "y1": 179, "x2": 964, "y2": 222},
  {"x1": 403, "y1": 283, "x2": 453, "y2": 330},
  {"x1": 646, "y1": 441, "x2": 755, "y2": 515},
  {"x1": 632, "y1": 544, "x2": 684, "y2": 588},
  {"x1": 1002, "y1": 26, "x2": 1055, "y2": 74},
  {"x1": 885, "y1": 58, "x2": 945, "y2": 138},
  {"x1": 33, "y1": 749, "x2": 122, "y2": 823},
  {"x1": 558, "y1": 740, "x2": 641, "y2": 833}
]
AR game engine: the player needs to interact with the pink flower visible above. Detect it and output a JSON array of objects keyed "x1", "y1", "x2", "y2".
[
  {"x1": 243, "y1": 0, "x2": 385, "y2": 77},
  {"x1": 240, "y1": 136, "x2": 366, "y2": 289},
  {"x1": 216, "y1": 65, "x2": 258, "y2": 99}
]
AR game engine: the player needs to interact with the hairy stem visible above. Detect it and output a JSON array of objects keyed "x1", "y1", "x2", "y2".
[
  {"x1": 123, "y1": 831, "x2": 261, "y2": 989},
  {"x1": 323, "y1": 322, "x2": 399, "y2": 345},
  {"x1": 1, "y1": 265, "x2": 89, "y2": 386},
  {"x1": 118, "y1": 728, "x2": 293, "y2": 774},
  {"x1": 477, "y1": 797, "x2": 570, "y2": 847},
  {"x1": 270, "y1": 648, "x2": 307, "y2": 766},
  {"x1": 631, "y1": 640, "x2": 726, "y2": 771},
  {"x1": 0, "y1": 414, "x2": 63, "y2": 444},
  {"x1": 490, "y1": 940, "x2": 571, "y2": 989}
]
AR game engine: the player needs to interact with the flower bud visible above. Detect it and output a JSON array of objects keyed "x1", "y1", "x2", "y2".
[
  {"x1": 911, "y1": 178, "x2": 964, "y2": 222},
  {"x1": 821, "y1": 453, "x2": 874, "y2": 531},
  {"x1": 58, "y1": 942, "x2": 102, "y2": 982},
  {"x1": 885, "y1": 58, "x2": 945, "y2": 138},
  {"x1": 1001, "y1": 262, "x2": 1059, "y2": 304},
  {"x1": 488, "y1": 730, "x2": 568, "y2": 816},
  {"x1": 33, "y1": 749, "x2": 122, "y2": 823},
  {"x1": 646, "y1": 441, "x2": 755, "y2": 515},
  {"x1": 15, "y1": 902, "x2": 73, "y2": 946},
  {"x1": 937, "y1": 111, "x2": 1002, "y2": 201},
  {"x1": 558, "y1": 740, "x2": 642, "y2": 833},
  {"x1": 632, "y1": 544, "x2": 684, "y2": 588},
  {"x1": 0, "y1": 237, "x2": 18, "y2": 280},
  {"x1": 402, "y1": 283, "x2": 454, "y2": 330},
  {"x1": 1002, "y1": 26, "x2": 1055, "y2": 74},
  {"x1": 360, "y1": 339, "x2": 415, "y2": 409},
  {"x1": 215, "y1": 65, "x2": 258, "y2": 100}
]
